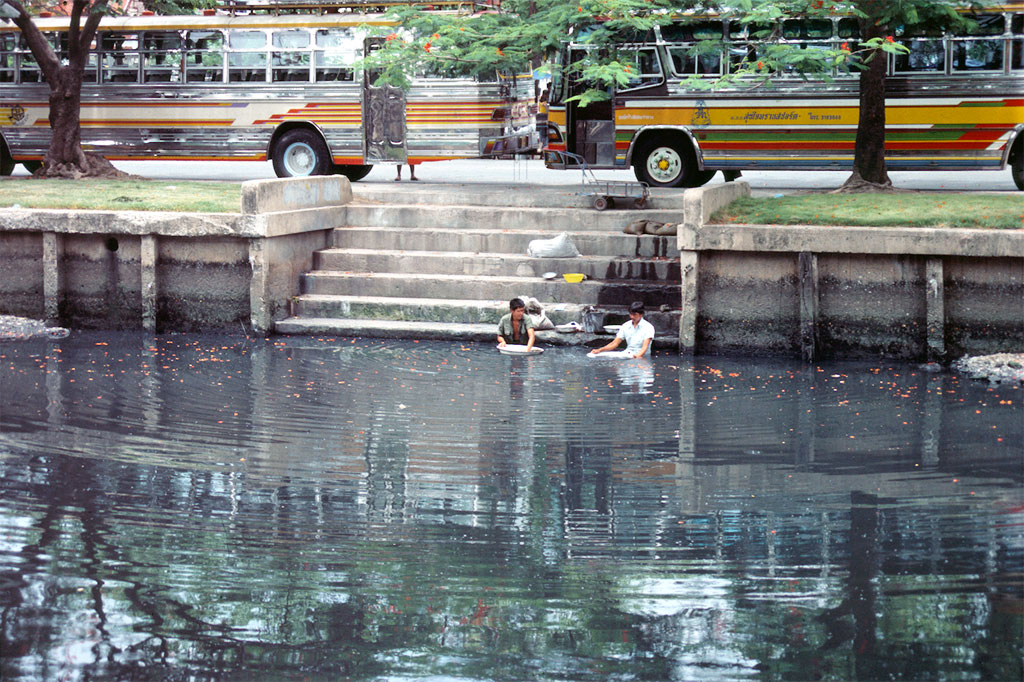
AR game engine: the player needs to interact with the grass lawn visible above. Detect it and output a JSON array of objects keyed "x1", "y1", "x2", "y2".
[
  {"x1": 711, "y1": 192, "x2": 1023, "y2": 230},
  {"x1": 0, "y1": 178, "x2": 241, "y2": 213}
]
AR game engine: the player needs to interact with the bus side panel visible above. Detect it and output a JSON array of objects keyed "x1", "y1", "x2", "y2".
[
  {"x1": 0, "y1": 89, "x2": 50, "y2": 161},
  {"x1": 404, "y1": 78, "x2": 535, "y2": 163},
  {"x1": 610, "y1": 77, "x2": 1022, "y2": 173},
  {"x1": 1, "y1": 80, "x2": 528, "y2": 166},
  {"x1": 0, "y1": 82, "x2": 368, "y2": 164}
]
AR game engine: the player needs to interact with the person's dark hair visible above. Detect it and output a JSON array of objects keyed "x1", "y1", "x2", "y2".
[
  {"x1": 628, "y1": 301, "x2": 645, "y2": 315},
  {"x1": 510, "y1": 297, "x2": 525, "y2": 311}
]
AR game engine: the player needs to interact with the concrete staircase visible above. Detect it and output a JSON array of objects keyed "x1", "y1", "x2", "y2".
[{"x1": 274, "y1": 184, "x2": 686, "y2": 348}]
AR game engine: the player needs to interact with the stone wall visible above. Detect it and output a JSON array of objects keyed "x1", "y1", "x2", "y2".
[
  {"x1": 0, "y1": 176, "x2": 351, "y2": 333},
  {"x1": 678, "y1": 183, "x2": 1024, "y2": 361}
]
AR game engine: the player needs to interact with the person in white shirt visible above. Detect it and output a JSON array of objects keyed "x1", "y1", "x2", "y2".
[{"x1": 588, "y1": 301, "x2": 654, "y2": 358}]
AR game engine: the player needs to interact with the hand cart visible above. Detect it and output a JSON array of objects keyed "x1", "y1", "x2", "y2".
[{"x1": 553, "y1": 151, "x2": 650, "y2": 210}]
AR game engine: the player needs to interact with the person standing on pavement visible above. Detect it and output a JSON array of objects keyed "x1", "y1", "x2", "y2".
[
  {"x1": 395, "y1": 163, "x2": 418, "y2": 181},
  {"x1": 497, "y1": 297, "x2": 536, "y2": 351},
  {"x1": 588, "y1": 301, "x2": 654, "y2": 358}
]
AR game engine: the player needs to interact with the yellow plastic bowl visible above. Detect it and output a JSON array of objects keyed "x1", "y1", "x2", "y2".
[{"x1": 563, "y1": 273, "x2": 585, "y2": 283}]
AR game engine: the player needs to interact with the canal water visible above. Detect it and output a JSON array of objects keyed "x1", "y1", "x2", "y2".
[{"x1": 1, "y1": 333, "x2": 1021, "y2": 681}]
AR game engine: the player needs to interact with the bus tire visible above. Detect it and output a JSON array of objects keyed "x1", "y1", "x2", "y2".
[
  {"x1": 272, "y1": 129, "x2": 332, "y2": 177},
  {"x1": 22, "y1": 160, "x2": 42, "y2": 174},
  {"x1": 0, "y1": 139, "x2": 13, "y2": 176},
  {"x1": 333, "y1": 164, "x2": 373, "y2": 181},
  {"x1": 1012, "y1": 141, "x2": 1023, "y2": 192},
  {"x1": 632, "y1": 135, "x2": 714, "y2": 188}
]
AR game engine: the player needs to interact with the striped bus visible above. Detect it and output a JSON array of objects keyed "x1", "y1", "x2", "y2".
[
  {"x1": 0, "y1": 1, "x2": 538, "y2": 178},
  {"x1": 544, "y1": 4, "x2": 1024, "y2": 190}
]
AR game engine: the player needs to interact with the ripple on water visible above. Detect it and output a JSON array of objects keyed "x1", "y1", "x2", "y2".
[{"x1": 0, "y1": 334, "x2": 1021, "y2": 681}]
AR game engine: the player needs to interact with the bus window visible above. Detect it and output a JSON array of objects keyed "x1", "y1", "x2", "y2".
[
  {"x1": 780, "y1": 18, "x2": 833, "y2": 75},
  {"x1": 228, "y1": 30, "x2": 266, "y2": 82},
  {"x1": 661, "y1": 20, "x2": 723, "y2": 43},
  {"x1": 272, "y1": 30, "x2": 310, "y2": 82},
  {"x1": 837, "y1": 18, "x2": 859, "y2": 39},
  {"x1": 315, "y1": 28, "x2": 357, "y2": 81},
  {"x1": 0, "y1": 33, "x2": 16, "y2": 83},
  {"x1": 953, "y1": 39, "x2": 1004, "y2": 71},
  {"x1": 618, "y1": 46, "x2": 663, "y2": 90},
  {"x1": 17, "y1": 36, "x2": 41, "y2": 83},
  {"x1": 663, "y1": 21, "x2": 723, "y2": 77},
  {"x1": 894, "y1": 38, "x2": 945, "y2": 73},
  {"x1": 1013, "y1": 14, "x2": 1024, "y2": 70},
  {"x1": 52, "y1": 32, "x2": 98, "y2": 83},
  {"x1": 952, "y1": 14, "x2": 1006, "y2": 72},
  {"x1": 668, "y1": 45, "x2": 722, "y2": 77},
  {"x1": 185, "y1": 30, "x2": 223, "y2": 83},
  {"x1": 727, "y1": 22, "x2": 770, "y2": 73},
  {"x1": 101, "y1": 32, "x2": 140, "y2": 83},
  {"x1": 143, "y1": 31, "x2": 183, "y2": 83},
  {"x1": 782, "y1": 19, "x2": 832, "y2": 40}
]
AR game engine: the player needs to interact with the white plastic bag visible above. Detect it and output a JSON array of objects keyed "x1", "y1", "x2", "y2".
[
  {"x1": 520, "y1": 295, "x2": 555, "y2": 330},
  {"x1": 527, "y1": 232, "x2": 580, "y2": 258}
]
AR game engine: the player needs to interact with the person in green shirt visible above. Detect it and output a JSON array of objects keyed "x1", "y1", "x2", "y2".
[{"x1": 497, "y1": 297, "x2": 536, "y2": 351}]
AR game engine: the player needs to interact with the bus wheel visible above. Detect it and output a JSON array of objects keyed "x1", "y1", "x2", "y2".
[
  {"x1": 1012, "y1": 145, "x2": 1023, "y2": 192},
  {"x1": 633, "y1": 137, "x2": 714, "y2": 188},
  {"x1": 272, "y1": 129, "x2": 331, "y2": 177},
  {"x1": 0, "y1": 141, "x2": 13, "y2": 176},
  {"x1": 333, "y1": 164, "x2": 373, "y2": 181},
  {"x1": 22, "y1": 160, "x2": 42, "y2": 174}
]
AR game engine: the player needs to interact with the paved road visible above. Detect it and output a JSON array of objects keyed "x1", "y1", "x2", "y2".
[{"x1": 10, "y1": 157, "x2": 1020, "y2": 194}]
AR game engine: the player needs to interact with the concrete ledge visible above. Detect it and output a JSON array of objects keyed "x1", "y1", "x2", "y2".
[
  {"x1": 0, "y1": 177, "x2": 353, "y2": 334},
  {"x1": 275, "y1": 317, "x2": 679, "y2": 349},
  {"x1": 0, "y1": 207, "x2": 348, "y2": 239},
  {"x1": 682, "y1": 181, "x2": 751, "y2": 232},
  {"x1": 242, "y1": 175, "x2": 352, "y2": 214},
  {"x1": 682, "y1": 223, "x2": 1024, "y2": 258}
]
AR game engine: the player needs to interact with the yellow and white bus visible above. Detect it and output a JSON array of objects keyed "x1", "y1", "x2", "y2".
[
  {"x1": 544, "y1": 4, "x2": 1024, "y2": 190},
  {"x1": 0, "y1": 1, "x2": 538, "y2": 178}
]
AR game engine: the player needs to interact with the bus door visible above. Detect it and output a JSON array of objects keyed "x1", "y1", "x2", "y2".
[
  {"x1": 362, "y1": 37, "x2": 407, "y2": 164},
  {"x1": 564, "y1": 47, "x2": 615, "y2": 167}
]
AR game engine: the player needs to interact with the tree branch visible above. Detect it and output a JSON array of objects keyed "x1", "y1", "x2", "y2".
[{"x1": 6, "y1": 0, "x2": 61, "y2": 77}]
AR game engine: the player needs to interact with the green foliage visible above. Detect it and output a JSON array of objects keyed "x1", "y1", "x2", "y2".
[
  {"x1": 710, "y1": 193, "x2": 1024, "y2": 230},
  {"x1": 364, "y1": 0, "x2": 967, "y2": 105},
  {"x1": 141, "y1": 0, "x2": 218, "y2": 16}
]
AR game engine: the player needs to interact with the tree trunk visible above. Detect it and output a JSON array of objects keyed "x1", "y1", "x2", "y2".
[
  {"x1": 10, "y1": 0, "x2": 126, "y2": 179},
  {"x1": 839, "y1": 19, "x2": 891, "y2": 191},
  {"x1": 46, "y1": 68, "x2": 87, "y2": 171},
  {"x1": 41, "y1": 67, "x2": 126, "y2": 178}
]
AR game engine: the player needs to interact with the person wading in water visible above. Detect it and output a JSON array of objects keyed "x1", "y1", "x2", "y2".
[{"x1": 497, "y1": 297, "x2": 536, "y2": 351}]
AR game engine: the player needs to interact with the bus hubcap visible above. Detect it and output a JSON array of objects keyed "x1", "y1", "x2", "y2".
[
  {"x1": 646, "y1": 147, "x2": 682, "y2": 183},
  {"x1": 284, "y1": 142, "x2": 316, "y2": 176}
]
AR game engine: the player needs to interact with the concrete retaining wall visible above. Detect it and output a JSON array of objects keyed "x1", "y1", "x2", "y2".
[
  {"x1": 0, "y1": 176, "x2": 350, "y2": 333},
  {"x1": 678, "y1": 183, "x2": 1024, "y2": 361}
]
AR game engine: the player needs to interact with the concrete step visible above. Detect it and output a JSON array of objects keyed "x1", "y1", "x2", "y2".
[
  {"x1": 332, "y1": 226, "x2": 679, "y2": 259},
  {"x1": 274, "y1": 316, "x2": 680, "y2": 349},
  {"x1": 342, "y1": 204, "x2": 684, "y2": 232},
  {"x1": 314, "y1": 248, "x2": 680, "y2": 281},
  {"x1": 352, "y1": 184, "x2": 690, "y2": 210},
  {"x1": 302, "y1": 271, "x2": 681, "y2": 307},
  {"x1": 290, "y1": 295, "x2": 681, "y2": 336},
  {"x1": 292, "y1": 294, "x2": 675, "y2": 323}
]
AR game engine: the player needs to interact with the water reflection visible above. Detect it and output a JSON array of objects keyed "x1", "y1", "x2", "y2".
[{"x1": 1, "y1": 333, "x2": 1021, "y2": 681}]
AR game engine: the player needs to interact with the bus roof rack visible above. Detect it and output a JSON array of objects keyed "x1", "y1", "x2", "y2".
[{"x1": 219, "y1": 0, "x2": 494, "y2": 14}]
